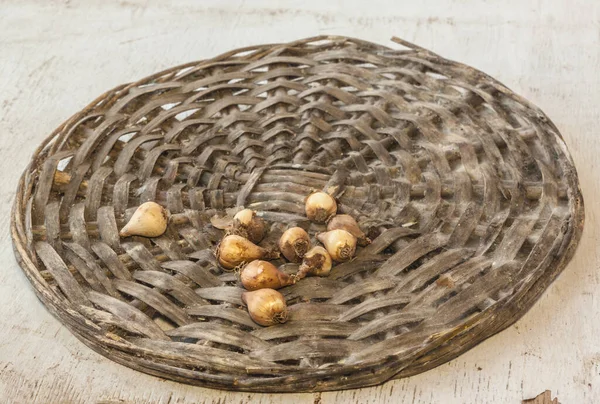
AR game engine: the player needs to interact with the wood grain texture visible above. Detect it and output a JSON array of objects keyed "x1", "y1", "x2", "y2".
[{"x1": 0, "y1": 0, "x2": 598, "y2": 402}]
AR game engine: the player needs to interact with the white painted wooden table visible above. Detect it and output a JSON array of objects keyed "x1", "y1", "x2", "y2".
[{"x1": 1, "y1": 1, "x2": 598, "y2": 402}]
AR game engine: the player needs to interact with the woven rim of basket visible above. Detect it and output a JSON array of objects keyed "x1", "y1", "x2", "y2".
[{"x1": 11, "y1": 35, "x2": 584, "y2": 392}]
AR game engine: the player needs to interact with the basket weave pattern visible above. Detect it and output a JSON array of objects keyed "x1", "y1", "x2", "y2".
[{"x1": 11, "y1": 36, "x2": 583, "y2": 392}]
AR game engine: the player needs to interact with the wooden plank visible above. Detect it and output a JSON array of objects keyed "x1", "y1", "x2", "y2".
[{"x1": 1, "y1": 1, "x2": 598, "y2": 403}]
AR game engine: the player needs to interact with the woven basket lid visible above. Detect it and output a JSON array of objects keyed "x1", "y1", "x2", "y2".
[{"x1": 11, "y1": 36, "x2": 584, "y2": 392}]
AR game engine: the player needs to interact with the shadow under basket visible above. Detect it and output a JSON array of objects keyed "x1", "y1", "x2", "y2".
[{"x1": 11, "y1": 36, "x2": 584, "y2": 392}]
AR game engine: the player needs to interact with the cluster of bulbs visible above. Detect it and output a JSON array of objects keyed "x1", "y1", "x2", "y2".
[{"x1": 118, "y1": 192, "x2": 369, "y2": 327}]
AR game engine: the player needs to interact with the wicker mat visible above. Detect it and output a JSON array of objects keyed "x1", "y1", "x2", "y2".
[{"x1": 11, "y1": 36, "x2": 584, "y2": 392}]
